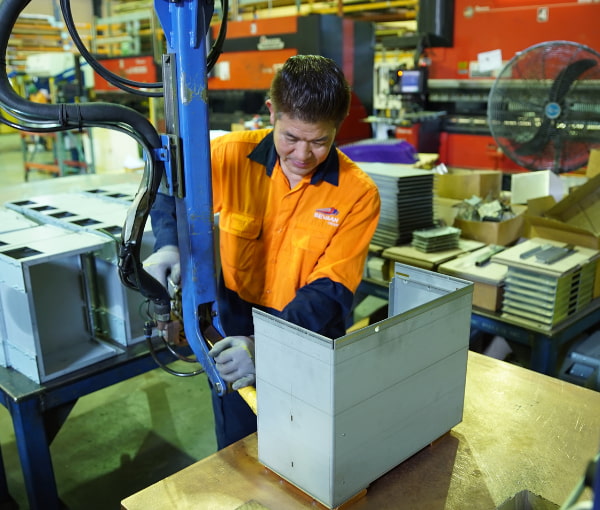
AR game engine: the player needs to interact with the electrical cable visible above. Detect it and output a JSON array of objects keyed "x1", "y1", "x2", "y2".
[
  {"x1": 59, "y1": 0, "x2": 229, "y2": 96},
  {"x1": 60, "y1": 0, "x2": 162, "y2": 97},
  {"x1": 0, "y1": 112, "x2": 64, "y2": 132},
  {"x1": 144, "y1": 320, "x2": 205, "y2": 377},
  {"x1": 207, "y1": 0, "x2": 229, "y2": 73}
]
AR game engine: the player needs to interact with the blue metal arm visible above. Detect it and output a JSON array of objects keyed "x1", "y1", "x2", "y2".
[{"x1": 155, "y1": 0, "x2": 227, "y2": 394}]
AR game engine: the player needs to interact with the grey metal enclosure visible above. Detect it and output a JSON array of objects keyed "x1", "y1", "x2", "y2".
[{"x1": 254, "y1": 263, "x2": 474, "y2": 508}]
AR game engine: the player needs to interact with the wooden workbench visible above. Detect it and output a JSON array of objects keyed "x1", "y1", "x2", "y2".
[{"x1": 121, "y1": 352, "x2": 600, "y2": 509}]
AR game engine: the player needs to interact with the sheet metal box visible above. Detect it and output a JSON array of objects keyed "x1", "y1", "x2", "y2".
[
  {"x1": 0, "y1": 225, "x2": 121, "y2": 382},
  {"x1": 0, "y1": 208, "x2": 39, "y2": 366},
  {"x1": 6, "y1": 193, "x2": 156, "y2": 346},
  {"x1": 253, "y1": 263, "x2": 473, "y2": 509},
  {"x1": 0, "y1": 207, "x2": 39, "y2": 234}
]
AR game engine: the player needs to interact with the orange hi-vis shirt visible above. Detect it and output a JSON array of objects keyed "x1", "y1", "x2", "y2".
[{"x1": 211, "y1": 129, "x2": 381, "y2": 313}]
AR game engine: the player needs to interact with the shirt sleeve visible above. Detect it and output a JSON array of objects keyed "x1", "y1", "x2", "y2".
[
  {"x1": 149, "y1": 192, "x2": 178, "y2": 250},
  {"x1": 279, "y1": 277, "x2": 353, "y2": 338}
]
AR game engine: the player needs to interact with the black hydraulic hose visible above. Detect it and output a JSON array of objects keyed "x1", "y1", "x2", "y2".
[
  {"x1": 0, "y1": 0, "x2": 171, "y2": 315},
  {"x1": 207, "y1": 0, "x2": 229, "y2": 72},
  {"x1": 61, "y1": 0, "x2": 228, "y2": 94},
  {"x1": 0, "y1": 1, "x2": 159, "y2": 146},
  {"x1": 60, "y1": 0, "x2": 163, "y2": 97}
]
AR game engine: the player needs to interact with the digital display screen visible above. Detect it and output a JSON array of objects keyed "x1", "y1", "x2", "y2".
[{"x1": 400, "y1": 70, "x2": 422, "y2": 94}]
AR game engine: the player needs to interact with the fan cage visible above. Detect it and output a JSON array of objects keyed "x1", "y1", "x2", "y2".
[{"x1": 488, "y1": 40, "x2": 600, "y2": 173}]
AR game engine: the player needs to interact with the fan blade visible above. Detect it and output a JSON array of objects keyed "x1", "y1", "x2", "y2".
[
  {"x1": 514, "y1": 59, "x2": 597, "y2": 157},
  {"x1": 514, "y1": 118, "x2": 551, "y2": 156},
  {"x1": 549, "y1": 58, "x2": 597, "y2": 103}
]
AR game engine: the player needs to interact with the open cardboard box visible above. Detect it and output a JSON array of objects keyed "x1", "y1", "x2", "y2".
[
  {"x1": 525, "y1": 173, "x2": 600, "y2": 249},
  {"x1": 524, "y1": 173, "x2": 600, "y2": 297},
  {"x1": 435, "y1": 168, "x2": 502, "y2": 201},
  {"x1": 433, "y1": 169, "x2": 522, "y2": 246},
  {"x1": 586, "y1": 148, "x2": 600, "y2": 178},
  {"x1": 453, "y1": 204, "x2": 527, "y2": 246}
]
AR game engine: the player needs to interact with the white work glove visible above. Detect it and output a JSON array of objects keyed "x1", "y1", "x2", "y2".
[
  {"x1": 143, "y1": 245, "x2": 181, "y2": 342},
  {"x1": 142, "y1": 245, "x2": 181, "y2": 291},
  {"x1": 209, "y1": 336, "x2": 255, "y2": 390}
]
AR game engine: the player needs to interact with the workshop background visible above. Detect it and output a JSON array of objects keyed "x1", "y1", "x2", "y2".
[{"x1": 1, "y1": 0, "x2": 600, "y2": 509}]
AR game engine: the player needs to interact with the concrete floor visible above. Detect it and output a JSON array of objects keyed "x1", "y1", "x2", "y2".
[{"x1": 0, "y1": 132, "x2": 218, "y2": 509}]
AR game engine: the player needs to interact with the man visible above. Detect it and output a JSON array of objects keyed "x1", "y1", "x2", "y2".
[{"x1": 144, "y1": 55, "x2": 381, "y2": 449}]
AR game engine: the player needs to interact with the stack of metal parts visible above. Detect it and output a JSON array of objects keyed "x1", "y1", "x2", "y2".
[
  {"x1": 0, "y1": 188, "x2": 157, "y2": 383},
  {"x1": 411, "y1": 225, "x2": 461, "y2": 252},
  {"x1": 358, "y1": 162, "x2": 434, "y2": 247},
  {"x1": 491, "y1": 238, "x2": 599, "y2": 329}
]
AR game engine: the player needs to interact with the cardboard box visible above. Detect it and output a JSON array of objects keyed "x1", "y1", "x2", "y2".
[
  {"x1": 434, "y1": 196, "x2": 461, "y2": 227},
  {"x1": 435, "y1": 169, "x2": 502, "y2": 201},
  {"x1": 510, "y1": 170, "x2": 565, "y2": 205},
  {"x1": 587, "y1": 149, "x2": 600, "y2": 178},
  {"x1": 524, "y1": 175, "x2": 600, "y2": 248},
  {"x1": 439, "y1": 246, "x2": 508, "y2": 312},
  {"x1": 453, "y1": 205, "x2": 526, "y2": 246},
  {"x1": 523, "y1": 174, "x2": 600, "y2": 296},
  {"x1": 545, "y1": 173, "x2": 600, "y2": 236}
]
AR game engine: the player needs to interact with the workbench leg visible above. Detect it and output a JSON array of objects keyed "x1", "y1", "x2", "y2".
[
  {"x1": 530, "y1": 336, "x2": 555, "y2": 376},
  {"x1": 0, "y1": 444, "x2": 12, "y2": 505},
  {"x1": 7, "y1": 398, "x2": 61, "y2": 510}
]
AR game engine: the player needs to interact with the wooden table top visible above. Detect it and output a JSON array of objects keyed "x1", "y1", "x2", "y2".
[{"x1": 122, "y1": 352, "x2": 600, "y2": 509}]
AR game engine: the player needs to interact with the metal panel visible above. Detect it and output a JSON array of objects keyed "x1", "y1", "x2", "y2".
[
  {"x1": 0, "y1": 207, "x2": 38, "y2": 234},
  {"x1": 255, "y1": 263, "x2": 473, "y2": 508}
]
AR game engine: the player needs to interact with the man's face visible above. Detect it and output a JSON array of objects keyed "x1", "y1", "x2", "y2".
[{"x1": 268, "y1": 101, "x2": 337, "y2": 184}]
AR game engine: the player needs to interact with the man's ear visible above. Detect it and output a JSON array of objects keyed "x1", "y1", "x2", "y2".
[{"x1": 265, "y1": 99, "x2": 276, "y2": 125}]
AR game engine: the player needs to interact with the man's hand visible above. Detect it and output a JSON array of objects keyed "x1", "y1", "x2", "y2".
[
  {"x1": 143, "y1": 245, "x2": 181, "y2": 337},
  {"x1": 209, "y1": 336, "x2": 255, "y2": 390},
  {"x1": 142, "y1": 245, "x2": 181, "y2": 290}
]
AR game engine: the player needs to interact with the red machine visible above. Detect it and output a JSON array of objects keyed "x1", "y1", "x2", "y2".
[
  {"x1": 207, "y1": 14, "x2": 373, "y2": 143},
  {"x1": 428, "y1": 0, "x2": 600, "y2": 80},
  {"x1": 425, "y1": 0, "x2": 600, "y2": 171},
  {"x1": 94, "y1": 55, "x2": 157, "y2": 92}
]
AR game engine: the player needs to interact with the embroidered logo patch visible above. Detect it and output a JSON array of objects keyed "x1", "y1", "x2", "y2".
[
  {"x1": 315, "y1": 207, "x2": 339, "y2": 215},
  {"x1": 314, "y1": 207, "x2": 339, "y2": 226}
]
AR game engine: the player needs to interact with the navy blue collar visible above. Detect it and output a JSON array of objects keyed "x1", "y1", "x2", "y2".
[{"x1": 248, "y1": 131, "x2": 340, "y2": 186}]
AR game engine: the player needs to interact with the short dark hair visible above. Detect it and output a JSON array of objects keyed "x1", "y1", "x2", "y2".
[{"x1": 269, "y1": 55, "x2": 351, "y2": 127}]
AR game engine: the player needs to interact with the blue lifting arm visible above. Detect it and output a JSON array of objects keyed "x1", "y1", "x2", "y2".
[{"x1": 151, "y1": 0, "x2": 228, "y2": 394}]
